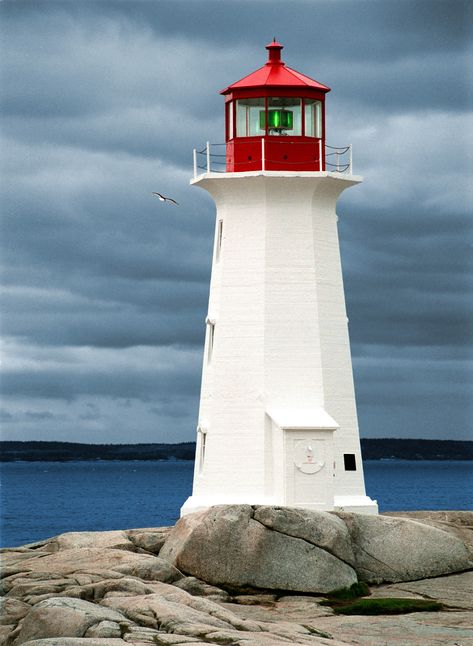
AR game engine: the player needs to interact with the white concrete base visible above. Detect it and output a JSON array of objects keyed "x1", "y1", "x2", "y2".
[
  {"x1": 333, "y1": 495, "x2": 379, "y2": 515},
  {"x1": 180, "y1": 495, "x2": 279, "y2": 517},
  {"x1": 181, "y1": 494, "x2": 379, "y2": 517}
]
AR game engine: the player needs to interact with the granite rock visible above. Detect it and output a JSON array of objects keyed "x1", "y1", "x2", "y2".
[
  {"x1": 10, "y1": 596, "x2": 129, "y2": 644},
  {"x1": 7, "y1": 547, "x2": 182, "y2": 584},
  {"x1": 160, "y1": 505, "x2": 358, "y2": 593},
  {"x1": 172, "y1": 576, "x2": 231, "y2": 602},
  {"x1": 253, "y1": 505, "x2": 356, "y2": 564},
  {"x1": 125, "y1": 528, "x2": 172, "y2": 555},
  {"x1": 383, "y1": 510, "x2": 473, "y2": 555},
  {"x1": 20, "y1": 641, "x2": 128, "y2": 646},
  {"x1": 0, "y1": 598, "x2": 31, "y2": 626},
  {"x1": 48, "y1": 532, "x2": 134, "y2": 553},
  {"x1": 2, "y1": 510, "x2": 473, "y2": 646},
  {"x1": 160, "y1": 505, "x2": 473, "y2": 590},
  {"x1": 335, "y1": 511, "x2": 473, "y2": 583}
]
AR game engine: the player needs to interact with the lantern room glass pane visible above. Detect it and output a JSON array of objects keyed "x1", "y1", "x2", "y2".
[
  {"x1": 236, "y1": 98, "x2": 265, "y2": 137},
  {"x1": 266, "y1": 97, "x2": 301, "y2": 136},
  {"x1": 227, "y1": 101, "x2": 234, "y2": 140},
  {"x1": 304, "y1": 99, "x2": 322, "y2": 138}
]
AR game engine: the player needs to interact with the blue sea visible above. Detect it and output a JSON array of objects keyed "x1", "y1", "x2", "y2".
[{"x1": 1, "y1": 459, "x2": 471, "y2": 548}]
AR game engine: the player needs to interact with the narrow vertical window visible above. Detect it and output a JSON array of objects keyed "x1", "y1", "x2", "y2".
[
  {"x1": 315, "y1": 100, "x2": 322, "y2": 139},
  {"x1": 197, "y1": 426, "x2": 207, "y2": 474},
  {"x1": 216, "y1": 219, "x2": 223, "y2": 259},
  {"x1": 206, "y1": 317, "x2": 215, "y2": 362},
  {"x1": 228, "y1": 102, "x2": 234, "y2": 140}
]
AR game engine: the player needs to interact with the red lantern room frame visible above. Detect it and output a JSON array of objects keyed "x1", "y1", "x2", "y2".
[{"x1": 221, "y1": 41, "x2": 330, "y2": 173}]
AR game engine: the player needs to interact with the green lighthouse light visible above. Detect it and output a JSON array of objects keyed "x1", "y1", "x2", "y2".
[{"x1": 260, "y1": 109, "x2": 294, "y2": 131}]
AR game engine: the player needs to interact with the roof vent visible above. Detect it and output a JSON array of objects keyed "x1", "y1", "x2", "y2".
[{"x1": 265, "y1": 39, "x2": 284, "y2": 65}]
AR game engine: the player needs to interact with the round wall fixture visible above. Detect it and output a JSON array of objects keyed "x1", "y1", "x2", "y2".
[{"x1": 294, "y1": 440, "x2": 325, "y2": 474}]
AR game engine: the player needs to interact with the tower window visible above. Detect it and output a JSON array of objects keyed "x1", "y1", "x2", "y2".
[
  {"x1": 216, "y1": 220, "x2": 223, "y2": 259},
  {"x1": 197, "y1": 426, "x2": 207, "y2": 474},
  {"x1": 206, "y1": 317, "x2": 215, "y2": 362},
  {"x1": 344, "y1": 454, "x2": 357, "y2": 471}
]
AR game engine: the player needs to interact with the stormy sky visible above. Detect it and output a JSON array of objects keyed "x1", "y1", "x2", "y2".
[{"x1": 1, "y1": 0, "x2": 471, "y2": 444}]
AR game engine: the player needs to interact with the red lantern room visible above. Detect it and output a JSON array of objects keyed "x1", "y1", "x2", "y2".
[{"x1": 221, "y1": 40, "x2": 330, "y2": 172}]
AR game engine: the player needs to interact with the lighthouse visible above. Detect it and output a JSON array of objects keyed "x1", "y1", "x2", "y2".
[{"x1": 182, "y1": 41, "x2": 378, "y2": 516}]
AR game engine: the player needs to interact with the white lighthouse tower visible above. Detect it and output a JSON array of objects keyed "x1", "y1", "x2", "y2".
[{"x1": 182, "y1": 41, "x2": 377, "y2": 516}]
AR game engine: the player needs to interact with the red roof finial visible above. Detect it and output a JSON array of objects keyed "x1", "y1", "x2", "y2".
[
  {"x1": 266, "y1": 39, "x2": 284, "y2": 66},
  {"x1": 220, "y1": 40, "x2": 330, "y2": 95}
]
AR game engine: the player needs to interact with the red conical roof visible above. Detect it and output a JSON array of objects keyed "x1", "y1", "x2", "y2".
[{"x1": 220, "y1": 40, "x2": 330, "y2": 95}]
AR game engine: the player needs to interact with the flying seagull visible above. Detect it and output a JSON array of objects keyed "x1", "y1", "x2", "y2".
[{"x1": 152, "y1": 192, "x2": 179, "y2": 205}]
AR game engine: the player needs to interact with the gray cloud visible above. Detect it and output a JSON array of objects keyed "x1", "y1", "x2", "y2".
[
  {"x1": 1, "y1": 341, "x2": 201, "y2": 400},
  {"x1": 1, "y1": 0, "x2": 471, "y2": 442}
]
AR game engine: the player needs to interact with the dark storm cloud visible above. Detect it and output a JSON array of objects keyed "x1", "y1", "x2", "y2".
[
  {"x1": 340, "y1": 202, "x2": 472, "y2": 350},
  {"x1": 1, "y1": 341, "x2": 202, "y2": 400},
  {"x1": 43, "y1": 0, "x2": 467, "y2": 59},
  {"x1": 353, "y1": 350, "x2": 471, "y2": 440},
  {"x1": 1, "y1": 135, "x2": 213, "y2": 348},
  {"x1": 1, "y1": 360, "x2": 197, "y2": 401},
  {"x1": 1, "y1": 0, "x2": 471, "y2": 442},
  {"x1": 1, "y1": 1, "x2": 469, "y2": 149},
  {"x1": 0, "y1": 410, "x2": 14, "y2": 422},
  {"x1": 1, "y1": 288, "x2": 207, "y2": 347},
  {"x1": 1, "y1": 6, "x2": 226, "y2": 124},
  {"x1": 23, "y1": 411, "x2": 59, "y2": 421}
]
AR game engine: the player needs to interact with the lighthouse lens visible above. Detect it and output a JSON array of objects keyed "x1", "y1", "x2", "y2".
[
  {"x1": 267, "y1": 109, "x2": 293, "y2": 130},
  {"x1": 267, "y1": 97, "x2": 301, "y2": 135}
]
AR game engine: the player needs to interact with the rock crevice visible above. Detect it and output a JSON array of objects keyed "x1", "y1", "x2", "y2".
[{"x1": 249, "y1": 507, "x2": 357, "y2": 571}]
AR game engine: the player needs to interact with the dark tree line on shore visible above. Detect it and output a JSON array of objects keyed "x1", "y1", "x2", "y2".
[
  {"x1": 0, "y1": 439, "x2": 471, "y2": 462},
  {"x1": 0, "y1": 441, "x2": 196, "y2": 462}
]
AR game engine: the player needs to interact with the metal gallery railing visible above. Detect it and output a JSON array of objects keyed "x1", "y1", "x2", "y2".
[{"x1": 193, "y1": 139, "x2": 353, "y2": 178}]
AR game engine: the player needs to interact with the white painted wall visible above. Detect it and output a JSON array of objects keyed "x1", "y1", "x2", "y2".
[{"x1": 181, "y1": 171, "x2": 377, "y2": 516}]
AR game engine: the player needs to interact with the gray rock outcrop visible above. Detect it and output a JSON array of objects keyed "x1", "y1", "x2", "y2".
[
  {"x1": 10, "y1": 597, "x2": 129, "y2": 644},
  {"x1": 335, "y1": 511, "x2": 473, "y2": 583},
  {"x1": 253, "y1": 505, "x2": 356, "y2": 563},
  {"x1": 1, "y1": 509, "x2": 472, "y2": 646},
  {"x1": 159, "y1": 505, "x2": 358, "y2": 592},
  {"x1": 20, "y1": 641, "x2": 128, "y2": 645},
  {"x1": 4, "y1": 546, "x2": 182, "y2": 585},
  {"x1": 160, "y1": 505, "x2": 473, "y2": 589}
]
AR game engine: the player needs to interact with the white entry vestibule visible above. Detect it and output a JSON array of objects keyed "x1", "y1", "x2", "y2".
[{"x1": 268, "y1": 409, "x2": 337, "y2": 511}]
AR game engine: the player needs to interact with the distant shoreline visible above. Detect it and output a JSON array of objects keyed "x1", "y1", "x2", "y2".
[{"x1": 1, "y1": 439, "x2": 472, "y2": 462}]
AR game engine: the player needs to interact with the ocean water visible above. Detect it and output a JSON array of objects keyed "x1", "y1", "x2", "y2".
[{"x1": 1, "y1": 459, "x2": 471, "y2": 548}]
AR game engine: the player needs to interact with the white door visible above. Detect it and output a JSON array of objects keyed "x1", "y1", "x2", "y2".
[{"x1": 284, "y1": 430, "x2": 334, "y2": 509}]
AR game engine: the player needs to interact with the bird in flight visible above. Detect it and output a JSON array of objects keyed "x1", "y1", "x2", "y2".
[{"x1": 152, "y1": 192, "x2": 179, "y2": 206}]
